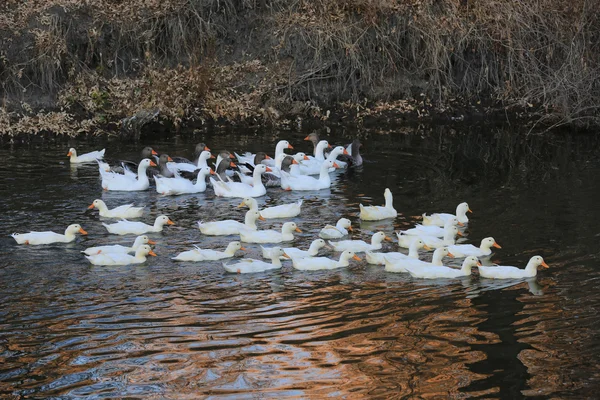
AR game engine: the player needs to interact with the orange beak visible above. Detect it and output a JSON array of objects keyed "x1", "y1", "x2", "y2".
[
  {"x1": 210, "y1": 169, "x2": 216, "y2": 175},
  {"x1": 282, "y1": 252, "x2": 291, "y2": 259},
  {"x1": 384, "y1": 236, "x2": 393, "y2": 242},
  {"x1": 303, "y1": 155, "x2": 310, "y2": 160},
  {"x1": 265, "y1": 167, "x2": 273, "y2": 172},
  {"x1": 259, "y1": 215, "x2": 266, "y2": 221},
  {"x1": 151, "y1": 149, "x2": 158, "y2": 155},
  {"x1": 167, "y1": 156, "x2": 173, "y2": 162},
  {"x1": 167, "y1": 220, "x2": 175, "y2": 225},
  {"x1": 352, "y1": 254, "x2": 362, "y2": 261},
  {"x1": 333, "y1": 162, "x2": 340, "y2": 168},
  {"x1": 541, "y1": 261, "x2": 550, "y2": 268},
  {"x1": 150, "y1": 161, "x2": 158, "y2": 167},
  {"x1": 493, "y1": 242, "x2": 501, "y2": 248},
  {"x1": 88, "y1": 204, "x2": 95, "y2": 209},
  {"x1": 148, "y1": 239, "x2": 157, "y2": 245},
  {"x1": 423, "y1": 244, "x2": 432, "y2": 251},
  {"x1": 343, "y1": 149, "x2": 349, "y2": 155},
  {"x1": 205, "y1": 146, "x2": 210, "y2": 151},
  {"x1": 295, "y1": 227, "x2": 302, "y2": 233},
  {"x1": 468, "y1": 208, "x2": 473, "y2": 213},
  {"x1": 230, "y1": 162, "x2": 237, "y2": 168},
  {"x1": 457, "y1": 231, "x2": 464, "y2": 237},
  {"x1": 237, "y1": 202, "x2": 245, "y2": 208},
  {"x1": 477, "y1": 261, "x2": 482, "y2": 266},
  {"x1": 458, "y1": 221, "x2": 464, "y2": 226},
  {"x1": 79, "y1": 228, "x2": 88, "y2": 235},
  {"x1": 210, "y1": 154, "x2": 216, "y2": 159},
  {"x1": 67, "y1": 151, "x2": 72, "y2": 157},
  {"x1": 287, "y1": 144, "x2": 294, "y2": 149},
  {"x1": 240, "y1": 247, "x2": 247, "y2": 251},
  {"x1": 229, "y1": 153, "x2": 235, "y2": 159},
  {"x1": 328, "y1": 144, "x2": 332, "y2": 149},
  {"x1": 304, "y1": 135, "x2": 310, "y2": 141},
  {"x1": 292, "y1": 159, "x2": 299, "y2": 165},
  {"x1": 447, "y1": 251, "x2": 455, "y2": 257},
  {"x1": 149, "y1": 250, "x2": 157, "y2": 257},
  {"x1": 348, "y1": 226, "x2": 353, "y2": 231},
  {"x1": 265, "y1": 155, "x2": 272, "y2": 160}
]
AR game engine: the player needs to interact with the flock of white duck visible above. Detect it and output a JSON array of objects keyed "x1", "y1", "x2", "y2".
[{"x1": 11, "y1": 136, "x2": 549, "y2": 280}]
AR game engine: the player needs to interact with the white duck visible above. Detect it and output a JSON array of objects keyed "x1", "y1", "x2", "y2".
[
  {"x1": 198, "y1": 210, "x2": 264, "y2": 236},
  {"x1": 238, "y1": 197, "x2": 303, "y2": 219},
  {"x1": 100, "y1": 158, "x2": 156, "y2": 191},
  {"x1": 11, "y1": 224, "x2": 87, "y2": 245},
  {"x1": 280, "y1": 160, "x2": 338, "y2": 191},
  {"x1": 359, "y1": 188, "x2": 398, "y2": 221},
  {"x1": 422, "y1": 202, "x2": 472, "y2": 226},
  {"x1": 223, "y1": 247, "x2": 289, "y2": 274},
  {"x1": 384, "y1": 247, "x2": 454, "y2": 273},
  {"x1": 67, "y1": 147, "x2": 105, "y2": 163},
  {"x1": 406, "y1": 255, "x2": 480, "y2": 279},
  {"x1": 292, "y1": 250, "x2": 361, "y2": 271},
  {"x1": 365, "y1": 238, "x2": 430, "y2": 265},
  {"x1": 319, "y1": 218, "x2": 352, "y2": 239},
  {"x1": 447, "y1": 237, "x2": 501, "y2": 258},
  {"x1": 172, "y1": 241, "x2": 245, "y2": 261},
  {"x1": 211, "y1": 164, "x2": 270, "y2": 198},
  {"x1": 296, "y1": 140, "x2": 331, "y2": 175},
  {"x1": 88, "y1": 199, "x2": 144, "y2": 219},
  {"x1": 155, "y1": 167, "x2": 214, "y2": 195},
  {"x1": 239, "y1": 222, "x2": 301, "y2": 243},
  {"x1": 325, "y1": 145, "x2": 349, "y2": 168},
  {"x1": 479, "y1": 256, "x2": 549, "y2": 279},
  {"x1": 261, "y1": 239, "x2": 328, "y2": 260},
  {"x1": 329, "y1": 231, "x2": 392, "y2": 253},
  {"x1": 83, "y1": 235, "x2": 155, "y2": 255},
  {"x1": 396, "y1": 225, "x2": 461, "y2": 249},
  {"x1": 103, "y1": 215, "x2": 174, "y2": 235},
  {"x1": 166, "y1": 150, "x2": 214, "y2": 173},
  {"x1": 86, "y1": 244, "x2": 157, "y2": 266},
  {"x1": 403, "y1": 217, "x2": 463, "y2": 237},
  {"x1": 235, "y1": 140, "x2": 293, "y2": 167}
]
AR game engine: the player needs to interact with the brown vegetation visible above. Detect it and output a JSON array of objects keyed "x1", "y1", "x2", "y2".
[{"x1": 0, "y1": 0, "x2": 599, "y2": 136}]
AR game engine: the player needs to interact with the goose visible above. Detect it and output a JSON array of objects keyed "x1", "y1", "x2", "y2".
[
  {"x1": 223, "y1": 247, "x2": 289, "y2": 274},
  {"x1": 325, "y1": 145, "x2": 349, "y2": 168},
  {"x1": 154, "y1": 154, "x2": 176, "y2": 178},
  {"x1": 396, "y1": 225, "x2": 462, "y2": 249},
  {"x1": 11, "y1": 224, "x2": 87, "y2": 245},
  {"x1": 103, "y1": 215, "x2": 174, "y2": 235},
  {"x1": 235, "y1": 141, "x2": 293, "y2": 167},
  {"x1": 329, "y1": 231, "x2": 392, "y2": 252},
  {"x1": 292, "y1": 250, "x2": 361, "y2": 271},
  {"x1": 213, "y1": 157, "x2": 237, "y2": 181},
  {"x1": 359, "y1": 188, "x2": 398, "y2": 221},
  {"x1": 86, "y1": 244, "x2": 157, "y2": 266},
  {"x1": 155, "y1": 167, "x2": 214, "y2": 195},
  {"x1": 345, "y1": 139, "x2": 363, "y2": 167},
  {"x1": 365, "y1": 238, "x2": 430, "y2": 265},
  {"x1": 239, "y1": 222, "x2": 301, "y2": 243},
  {"x1": 422, "y1": 202, "x2": 472, "y2": 226},
  {"x1": 405, "y1": 255, "x2": 480, "y2": 279},
  {"x1": 211, "y1": 164, "x2": 270, "y2": 198},
  {"x1": 167, "y1": 150, "x2": 214, "y2": 174},
  {"x1": 261, "y1": 239, "x2": 328, "y2": 260},
  {"x1": 83, "y1": 235, "x2": 155, "y2": 255},
  {"x1": 304, "y1": 132, "x2": 320, "y2": 157},
  {"x1": 238, "y1": 197, "x2": 303, "y2": 219},
  {"x1": 280, "y1": 160, "x2": 338, "y2": 191},
  {"x1": 102, "y1": 147, "x2": 158, "y2": 174},
  {"x1": 67, "y1": 147, "x2": 105, "y2": 163},
  {"x1": 319, "y1": 218, "x2": 352, "y2": 239},
  {"x1": 236, "y1": 152, "x2": 272, "y2": 173},
  {"x1": 447, "y1": 237, "x2": 501, "y2": 258},
  {"x1": 88, "y1": 199, "x2": 144, "y2": 219},
  {"x1": 384, "y1": 247, "x2": 454, "y2": 273},
  {"x1": 173, "y1": 241, "x2": 245, "y2": 261},
  {"x1": 170, "y1": 143, "x2": 210, "y2": 165},
  {"x1": 479, "y1": 256, "x2": 549, "y2": 279},
  {"x1": 296, "y1": 140, "x2": 332, "y2": 175},
  {"x1": 198, "y1": 210, "x2": 264, "y2": 235},
  {"x1": 403, "y1": 218, "x2": 463, "y2": 237},
  {"x1": 100, "y1": 158, "x2": 156, "y2": 191}
]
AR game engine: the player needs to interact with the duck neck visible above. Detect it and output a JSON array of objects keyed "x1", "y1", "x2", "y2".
[
  {"x1": 137, "y1": 164, "x2": 150, "y2": 182},
  {"x1": 270, "y1": 256, "x2": 283, "y2": 267},
  {"x1": 153, "y1": 219, "x2": 165, "y2": 230},
  {"x1": 244, "y1": 213, "x2": 258, "y2": 230},
  {"x1": 194, "y1": 172, "x2": 208, "y2": 188},
  {"x1": 316, "y1": 142, "x2": 327, "y2": 161},
  {"x1": 407, "y1": 244, "x2": 420, "y2": 258},
  {"x1": 335, "y1": 221, "x2": 347, "y2": 234},
  {"x1": 96, "y1": 202, "x2": 108, "y2": 214},
  {"x1": 443, "y1": 231, "x2": 456, "y2": 244},
  {"x1": 63, "y1": 229, "x2": 76, "y2": 241},
  {"x1": 253, "y1": 169, "x2": 263, "y2": 186},
  {"x1": 525, "y1": 259, "x2": 539, "y2": 274},
  {"x1": 338, "y1": 253, "x2": 351, "y2": 267},
  {"x1": 384, "y1": 191, "x2": 394, "y2": 209},
  {"x1": 431, "y1": 251, "x2": 445, "y2": 266},
  {"x1": 460, "y1": 260, "x2": 473, "y2": 274},
  {"x1": 370, "y1": 237, "x2": 383, "y2": 248},
  {"x1": 479, "y1": 242, "x2": 493, "y2": 255},
  {"x1": 307, "y1": 242, "x2": 321, "y2": 256},
  {"x1": 456, "y1": 206, "x2": 469, "y2": 223},
  {"x1": 198, "y1": 153, "x2": 209, "y2": 168},
  {"x1": 69, "y1": 152, "x2": 78, "y2": 162},
  {"x1": 275, "y1": 142, "x2": 286, "y2": 159},
  {"x1": 224, "y1": 244, "x2": 238, "y2": 256},
  {"x1": 131, "y1": 238, "x2": 145, "y2": 250},
  {"x1": 319, "y1": 164, "x2": 331, "y2": 182}
]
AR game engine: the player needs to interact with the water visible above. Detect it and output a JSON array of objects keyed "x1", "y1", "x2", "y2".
[{"x1": 1, "y1": 125, "x2": 600, "y2": 398}]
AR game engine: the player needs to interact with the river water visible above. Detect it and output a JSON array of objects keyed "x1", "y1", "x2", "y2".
[{"x1": 1, "y1": 125, "x2": 599, "y2": 398}]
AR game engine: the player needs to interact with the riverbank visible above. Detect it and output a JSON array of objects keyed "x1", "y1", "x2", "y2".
[{"x1": 1, "y1": 0, "x2": 598, "y2": 137}]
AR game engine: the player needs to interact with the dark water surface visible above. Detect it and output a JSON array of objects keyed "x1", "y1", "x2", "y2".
[{"x1": 1, "y1": 125, "x2": 599, "y2": 398}]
